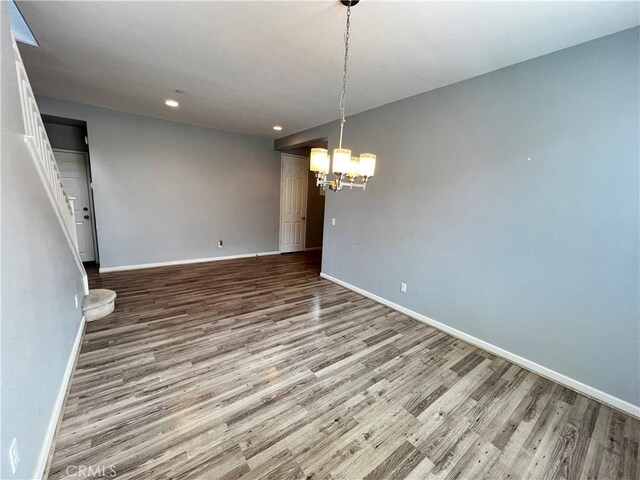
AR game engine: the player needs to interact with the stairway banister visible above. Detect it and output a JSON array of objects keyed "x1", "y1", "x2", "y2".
[{"x1": 12, "y1": 40, "x2": 87, "y2": 290}]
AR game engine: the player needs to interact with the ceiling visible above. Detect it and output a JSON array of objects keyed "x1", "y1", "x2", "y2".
[{"x1": 17, "y1": 1, "x2": 639, "y2": 138}]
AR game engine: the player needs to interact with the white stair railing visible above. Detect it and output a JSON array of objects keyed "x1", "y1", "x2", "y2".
[{"x1": 13, "y1": 42, "x2": 87, "y2": 291}]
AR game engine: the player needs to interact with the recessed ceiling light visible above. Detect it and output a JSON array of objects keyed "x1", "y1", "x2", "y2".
[
  {"x1": 165, "y1": 99, "x2": 179, "y2": 108},
  {"x1": 273, "y1": 125, "x2": 283, "y2": 131}
]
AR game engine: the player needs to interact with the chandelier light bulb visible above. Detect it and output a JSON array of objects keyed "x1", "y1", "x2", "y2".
[
  {"x1": 332, "y1": 148, "x2": 351, "y2": 174},
  {"x1": 347, "y1": 156, "x2": 361, "y2": 179},
  {"x1": 358, "y1": 153, "x2": 376, "y2": 178},
  {"x1": 310, "y1": 148, "x2": 330, "y2": 174}
]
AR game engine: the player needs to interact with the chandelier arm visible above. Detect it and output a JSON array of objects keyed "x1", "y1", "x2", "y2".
[{"x1": 338, "y1": 1, "x2": 351, "y2": 149}]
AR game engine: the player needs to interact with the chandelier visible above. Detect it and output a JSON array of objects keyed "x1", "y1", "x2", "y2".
[{"x1": 310, "y1": 0, "x2": 376, "y2": 192}]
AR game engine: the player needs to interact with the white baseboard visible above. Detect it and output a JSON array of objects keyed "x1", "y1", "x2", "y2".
[
  {"x1": 320, "y1": 272, "x2": 640, "y2": 419},
  {"x1": 33, "y1": 315, "x2": 86, "y2": 479},
  {"x1": 99, "y1": 251, "x2": 281, "y2": 273}
]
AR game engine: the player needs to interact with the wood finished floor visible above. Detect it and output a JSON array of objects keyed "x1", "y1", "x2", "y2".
[{"x1": 49, "y1": 252, "x2": 638, "y2": 480}]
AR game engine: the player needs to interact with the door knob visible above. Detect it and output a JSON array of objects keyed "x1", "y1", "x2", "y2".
[
  {"x1": 84, "y1": 215, "x2": 90, "y2": 219},
  {"x1": 302, "y1": 216, "x2": 306, "y2": 220},
  {"x1": 83, "y1": 207, "x2": 89, "y2": 211}
]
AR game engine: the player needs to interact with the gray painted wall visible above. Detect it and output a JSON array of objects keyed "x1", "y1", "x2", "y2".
[
  {"x1": 1, "y1": 5, "x2": 86, "y2": 478},
  {"x1": 277, "y1": 28, "x2": 640, "y2": 406},
  {"x1": 37, "y1": 97, "x2": 281, "y2": 269}
]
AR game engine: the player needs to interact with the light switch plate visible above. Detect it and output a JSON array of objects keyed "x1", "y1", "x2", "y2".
[{"x1": 400, "y1": 283, "x2": 407, "y2": 293}]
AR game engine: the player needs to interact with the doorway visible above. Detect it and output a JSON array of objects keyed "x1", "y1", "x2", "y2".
[
  {"x1": 279, "y1": 154, "x2": 308, "y2": 253},
  {"x1": 278, "y1": 142, "x2": 327, "y2": 255},
  {"x1": 54, "y1": 150, "x2": 96, "y2": 262},
  {"x1": 43, "y1": 114, "x2": 99, "y2": 263}
]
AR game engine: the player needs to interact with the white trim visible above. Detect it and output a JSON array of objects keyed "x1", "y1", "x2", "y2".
[
  {"x1": 320, "y1": 272, "x2": 640, "y2": 419},
  {"x1": 99, "y1": 251, "x2": 281, "y2": 273},
  {"x1": 305, "y1": 247, "x2": 323, "y2": 252},
  {"x1": 33, "y1": 316, "x2": 86, "y2": 480}
]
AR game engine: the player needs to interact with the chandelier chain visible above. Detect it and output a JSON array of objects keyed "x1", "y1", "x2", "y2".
[
  {"x1": 309, "y1": 0, "x2": 376, "y2": 193},
  {"x1": 338, "y1": 1, "x2": 351, "y2": 149}
]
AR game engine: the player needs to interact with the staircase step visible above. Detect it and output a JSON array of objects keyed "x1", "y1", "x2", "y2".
[{"x1": 83, "y1": 289, "x2": 117, "y2": 321}]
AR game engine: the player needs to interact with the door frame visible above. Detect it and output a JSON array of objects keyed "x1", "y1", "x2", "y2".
[
  {"x1": 53, "y1": 148, "x2": 100, "y2": 264},
  {"x1": 279, "y1": 153, "x2": 309, "y2": 253}
]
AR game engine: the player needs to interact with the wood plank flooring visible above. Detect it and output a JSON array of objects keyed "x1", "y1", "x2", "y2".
[{"x1": 48, "y1": 252, "x2": 639, "y2": 479}]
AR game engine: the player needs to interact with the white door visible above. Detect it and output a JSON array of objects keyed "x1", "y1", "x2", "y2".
[
  {"x1": 54, "y1": 150, "x2": 96, "y2": 262},
  {"x1": 280, "y1": 154, "x2": 308, "y2": 253}
]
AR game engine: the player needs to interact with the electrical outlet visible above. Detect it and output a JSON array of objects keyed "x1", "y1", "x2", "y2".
[
  {"x1": 75, "y1": 294, "x2": 79, "y2": 308},
  {"x1": 9, "y1": 438, "x2": 19, "y2": 474},
  {"x1": 331, "y1": 218, "x2": 336, "y2": 226},
  {"x1": 400, "y1": 283, "x2": 407, "y2": 293},
  {"x1": 218, "y1": 240, "x2": 223, "y2": 248}
]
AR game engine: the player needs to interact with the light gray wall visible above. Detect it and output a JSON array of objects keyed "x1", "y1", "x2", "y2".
[
  {"x1": 37, "y1": 97, "x2": 281, "y2": 269},
  {"x1": 1, "y1": 5, "x2": 86, "y2": 478},
  {"x1": 277, "y1": 28, "x2": 640, "y2": 407}
]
